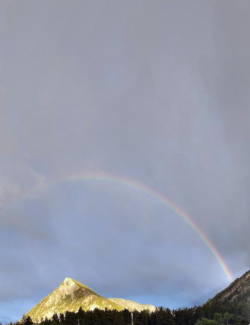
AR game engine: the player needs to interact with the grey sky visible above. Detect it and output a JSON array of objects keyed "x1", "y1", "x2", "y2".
[{"x1": 0, "y1": 0, "x2": 250, "y2": 322}]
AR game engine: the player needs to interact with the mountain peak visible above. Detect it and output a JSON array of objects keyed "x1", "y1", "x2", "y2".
[
  {"x1": 63, "y1": 277, "x2": 75, "y2": 284},
  {"x1": 58, "y1": 277, "x2": 80, "y2": 296},
  {"x1": 61, "y1": 278, "x2": 96, "y2": 292}
]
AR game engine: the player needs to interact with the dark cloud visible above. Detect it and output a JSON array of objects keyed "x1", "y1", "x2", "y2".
[{"x1": 0, "y1": 0, "x2": 250, "y2": 322}]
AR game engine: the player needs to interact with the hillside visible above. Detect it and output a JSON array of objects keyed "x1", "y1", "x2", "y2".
[
  {"x1": 197, "y1": 270, "x2": 250, "y2": 323},
  {"x1": 214, "y1": 270, "x2": 250, "y2": 305}
]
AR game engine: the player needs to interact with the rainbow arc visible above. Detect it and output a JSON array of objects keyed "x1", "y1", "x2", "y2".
[{"x1": 19, "y1": 171, "x2": 234, "y2": 283}]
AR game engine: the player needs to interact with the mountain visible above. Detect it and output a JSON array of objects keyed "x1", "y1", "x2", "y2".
[
  {"x1": 197, "y1": 269, "x2": 250, "y2": 322},
  {"x1": 108, "y1": 298, "x2": 155, "y2": 313},
  {"x1": 25, "y1": 278, "x2": 156, "y2": 323},
  {"x1": 213, "y1": 269, "x2": 250, "y2": 305}
]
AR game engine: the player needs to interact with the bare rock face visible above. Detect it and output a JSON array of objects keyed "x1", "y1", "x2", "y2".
[
  {"x1": 25, "y1": 278, "x2": 156, "y2": 323},
  {"x1": 58, "y1": 277, "x2": 79, "y2": 295}
]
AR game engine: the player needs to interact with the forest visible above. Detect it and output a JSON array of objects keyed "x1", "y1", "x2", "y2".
[{"x1": 9, "y1": 297, "x2": 250, "y2": 325}]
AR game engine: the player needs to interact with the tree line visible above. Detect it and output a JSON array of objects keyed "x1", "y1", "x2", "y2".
[{"x1": 9, "y1": 300, "x2": 250, "y2": 325}]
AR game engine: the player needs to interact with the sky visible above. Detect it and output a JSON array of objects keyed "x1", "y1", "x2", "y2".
[{"x1": 0, "y1": 0, "x2": 250, "y2": 322}]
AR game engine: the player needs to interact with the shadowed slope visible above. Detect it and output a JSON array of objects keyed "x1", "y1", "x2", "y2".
[{"x1": 213, "y1": 270, "x2": 250, "y2": 304}]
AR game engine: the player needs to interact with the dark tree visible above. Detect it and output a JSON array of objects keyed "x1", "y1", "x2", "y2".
[
  {"x1": 52, "y1": 313, "x2": 60, "y2": 323},
  {"x1": 59, "y1": 314, "x2": 65, "y2": 323},
  {"x1": 20, "y1": 316, "x2": 33, "y2": 325}
]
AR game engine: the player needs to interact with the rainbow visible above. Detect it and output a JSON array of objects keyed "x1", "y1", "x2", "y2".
[{"x1": 22, "y1": 171, "x2": 234, "y2": 283}]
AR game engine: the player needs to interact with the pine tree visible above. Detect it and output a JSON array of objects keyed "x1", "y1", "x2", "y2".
[
  {"x1": 52, "y1": 313, "x2": 59, "y2": 323},
  {"x1": 20, "y1": 316, "x2": 33, "y2": 325},
  {"x1": 59, "y1": 314, "x2": 65, "y2": 323}
]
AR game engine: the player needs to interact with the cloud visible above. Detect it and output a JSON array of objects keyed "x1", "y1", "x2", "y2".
[{"x1": 0, "y1": 0, "x2": 250, "y2": 322}]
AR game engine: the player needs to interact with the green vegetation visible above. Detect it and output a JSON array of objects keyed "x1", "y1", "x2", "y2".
[
  {"x1": 195, "y1": 312, "x2": 239, "y2": 325},
  {"x1": 12, "y1": 304, "x2": 249, "y2": 325}
]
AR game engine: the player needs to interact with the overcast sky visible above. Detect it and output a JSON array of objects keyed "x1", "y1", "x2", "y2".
[{"x1": 0, "y1": 0, "x2": 250, "y2": 323}]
